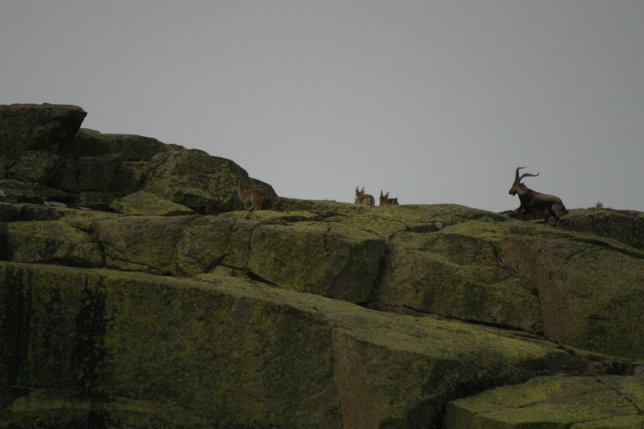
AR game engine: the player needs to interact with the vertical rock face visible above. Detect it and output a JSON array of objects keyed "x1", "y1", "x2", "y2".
[
  {"x1": 0, "y1": 262, "x2": 574, "y2": 429},
  {"x1": 1, "y1": 104, "x2": 644, "y2": 428}
]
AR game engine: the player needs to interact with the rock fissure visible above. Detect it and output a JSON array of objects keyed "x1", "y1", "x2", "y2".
[
  {"x1": 594, "y1": 376, "x2": 644, "y2": 415},
  {"x1": 629, "y1": 312, "x2": 644, "y2": 361},
  {"x1": 574, "y1": 236, "x2": 644, "y2": 261}
]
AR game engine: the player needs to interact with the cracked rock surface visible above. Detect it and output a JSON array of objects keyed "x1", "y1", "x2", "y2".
[{"x1": 445, "y1": 375, "x2": 644, "y2": 428}]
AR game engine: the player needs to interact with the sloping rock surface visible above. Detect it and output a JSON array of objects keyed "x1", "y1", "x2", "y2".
[
  {"x1": 1, "y1": 103, "x2": 643, "y2": 428},
  {"x1": 0, "y1": 262, "x2": 573, "y2": 429},
  {"x1": 445, "y1": 375, "x2": 644, "y2": 428}
]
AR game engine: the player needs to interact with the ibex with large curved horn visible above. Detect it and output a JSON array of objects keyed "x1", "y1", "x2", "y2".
[
  {"x1": 355, "y1": 187, "x2": 375, "y2": 206},
  {"x1": 509, "y1": 167, "x2": 566, "y2": 225}
]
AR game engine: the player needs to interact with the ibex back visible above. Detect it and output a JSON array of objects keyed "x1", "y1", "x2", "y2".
[{"x1": 237, "y1": 181, "x2": 267, "y2": 211}]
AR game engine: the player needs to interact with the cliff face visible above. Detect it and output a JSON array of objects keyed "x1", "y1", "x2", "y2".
[{"x1": 1, "y1": 104, "x2": 643, "y2": 428}]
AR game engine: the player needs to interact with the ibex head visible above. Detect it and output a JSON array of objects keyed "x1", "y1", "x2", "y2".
[
  {"x1": 379, "y1": 190, "x2": 399, "y2": 206},
  {"x1": 509, "y1": 166, "x2": 539, "y2": 196}
]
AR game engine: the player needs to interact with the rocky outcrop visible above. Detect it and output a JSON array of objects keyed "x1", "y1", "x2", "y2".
[
  {"x1": 0, "y1": 104, "x2": 275, "y2": 211},
  {"x1": 1, "y1": 103, "x2": 644, "y2": 428},
  {"x1": 559, "y1": 208, "x2": 644, "y2": 251},
  {"x1": 0, "y1": 104, "x2": 86, "y2": 161},
  {"x1": 0, "y1": 262, "x2": 575, "y2": 429},
  {"x1": 445, "y1": 375, "x2": 644, "y2": 428}
]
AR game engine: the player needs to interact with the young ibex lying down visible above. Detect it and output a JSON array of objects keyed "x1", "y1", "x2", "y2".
[
  {"x1": 379, "y1": 190, "x2": 399, "y2": 206},
  {"x1": 236, "y1": 181, "x2": 267, "y2": 211},
  {"x1": 355, "y1": 187, "x2": 375, "y2": 206},
  {"x1": 509, "y1": 167, "x2": 566, "y2": 225}
]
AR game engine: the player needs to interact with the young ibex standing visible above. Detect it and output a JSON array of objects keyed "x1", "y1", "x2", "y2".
[
  {"x1": 354, "y1": 187, "x2": 375, "y2": 206},
  {"x1": 236, "y1": 181, "x2": 267, "y2": 211},
  {"x1": 509, "y1": 167, "x2": 566, "y2": 225},
  {"x1": 379, "y1": 190, "x2": 399, "y2": 206}
]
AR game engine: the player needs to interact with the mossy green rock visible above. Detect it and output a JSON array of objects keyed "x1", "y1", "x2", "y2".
[
  {"x1": 111, "y1": 191, "x2": 197, "y2": 216},
  {"x1": 5, "y1": 103, "x2": 644, "y2": 427},
  {"x1": 376, "y1": 214, "x2": 644, "y2": 359},
  {"x1": 0, "y1": 104, "x2": 86, "y2": 160},
  {"x1": 7, "y1": 151, "x2": 63, "y2": 185},
  {"x1": 498, "y1": 232, "x2": 644, "y2": 360},
  {"x1": 6, "y1": 220, "x2": 103, "y2": 267},
  {"x1": 5, "y1": 389, "x2": 212, "y2": 429},
  {"x1": 0, "y1": 261, "x2": 574, "y2": 428},
  {"x1": 89, "y1": 212, "x2": 385, "y2": 302},
  {"x1": 49, "y1": 153, "x2": 123, "y2": 192},
  {"x1": 559, "y1": 208, "x2": 644, "y2": 251},
  {"x1": 0, "y1": 179, "x2": 75, "y2": 203},
  {"x1": 247, "y1": 221, "x2": 385, "y2": 303},
  {"x1": 377, "y1": 228, "x2": 543, "y2": 332},
  {"x1": 143, "y1": 150, "x2": 276, "y2": 215},
  {"x1": 445, "y1": 375, "x2": 644, "y2": 428},
  {"x1": 0, "y1": 204, "x2": 126, "y2": 269},
  {"x1": 93, "y1": 215, "x2": 197, "y2": 275},
  {"x1": 60, "y1": 128, "x2": 179, "y2": 161}
]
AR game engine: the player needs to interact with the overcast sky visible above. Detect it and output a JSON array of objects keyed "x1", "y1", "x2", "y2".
[{"x1": 2, "y1": 1, "x2": 643, "y2": 212}]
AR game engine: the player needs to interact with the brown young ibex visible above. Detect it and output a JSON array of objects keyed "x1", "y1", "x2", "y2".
[
  {"x1": 236, "y1": 181, "x2": 267, "y2": 211},
  {"x1": 509, "y1": 167, "x2": 566, "y2": 225},
  {"x1": 354, "y1": 187, "x2": 375, "y2": 206},
  {"x1": 379, "y1": 190, "x2": 399, "y2": 206}
]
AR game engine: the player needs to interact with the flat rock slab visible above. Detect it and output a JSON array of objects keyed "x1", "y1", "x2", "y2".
[
  {"x1": 110, "y1": 191, "x2": 197, "y2": 216},
  {"x1": 445, "y1": 375, "x2": 644, "y2": 428}
]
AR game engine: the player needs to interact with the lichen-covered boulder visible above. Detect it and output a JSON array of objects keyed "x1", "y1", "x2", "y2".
[
  {"x1": 0, "y1": 156, "x2": 9, "y2": 179},
  {"x1": 445, "y1": 375, "x2": 644, "y2": 428},
  {"x1": 0, "y1": 261, "x2": 575, "y2": 429},
  {"x1": 59, "y1": 128, "x2": 180, "y2": 161},
  {"x1": 92, "y1": 215, "x2": 197, "y2": 275},
  {"x1": 247, "y1": 222, "x2": 385, "y2": 303},
  {"x1": 107, "y1": 161, "x2": 147, "y2": 195},
  {"x1": 0, "y1": 179, "x2": 76, "y2": 204},
  {"x1": 90, "y1": 212, "x2": 385, "y2": 302},
  {"x1": 559, "y1": 208, "x2": 644, "y2": 251},
  {"x1": 176, "y1": 215, "x2": 238, "y2": 276},
  {"x1": 3, "y1": 212, "x2": 110, "y2": 268},
  {"x1": 274, "y1": 200, "x2": 506, "y2": 235},
  {"x1": 376, "y1": 228, "x2": 543, "y2": 332},
  {"x1": 5, "y1": 389, "x2": 212, "y2": 429},
  {"x1": 498, "y1": 233, "x2": 644, "y2": 360},
  {"x1": 374, "y1": 212, "x2": 644, "y2": 360},
  {"x1": 6, "y1": 151, "x2": 63, "y2": 185},
  {"x1": 49, "y1": 153, "x2": 123, "y2": 193},
  {"x1": 110, "y1": 191, "x2": 197, "y2": 216},
  {"x1": 0, "y1": 104, "x2": 86, "y2": 160},
  {"x1": 48, "y1": 129, "x2": 184, "y2": 198},
  {"x1": 143, "y1": 150, "x2": 277, "y2": 215}
]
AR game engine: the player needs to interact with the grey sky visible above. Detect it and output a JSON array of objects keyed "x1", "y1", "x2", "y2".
[{"x1": 2, "y1": 1, "x2": 643, "y2": 211}]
